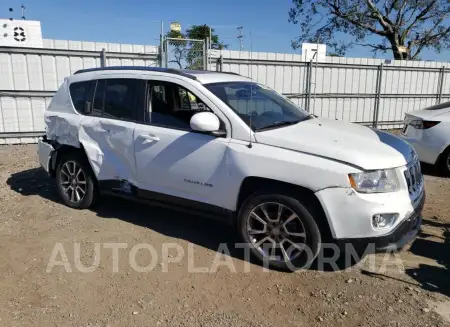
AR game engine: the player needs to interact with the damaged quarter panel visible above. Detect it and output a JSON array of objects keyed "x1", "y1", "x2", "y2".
[
  {"x1": 45, "y1": 79, "x2": 81, "y2": 147},
  {"x1": 221, "y1": 140, "x2": 360, "y2": 211}
]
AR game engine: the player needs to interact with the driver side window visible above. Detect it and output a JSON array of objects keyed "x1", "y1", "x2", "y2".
[{"x1": 146, "y1": 81, "x2": 211, "y2": 130}]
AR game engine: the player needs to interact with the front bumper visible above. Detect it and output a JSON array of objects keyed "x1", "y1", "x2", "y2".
[
  {"x1": 316, "y1": 184, "x2": 425, "y2": 240},
  {"x1": 338, "y1": 193, "x2": 424, "y2": 253}
]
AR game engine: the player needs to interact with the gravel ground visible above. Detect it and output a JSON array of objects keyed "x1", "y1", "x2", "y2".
[{"x1": 0, "y1": 144, "x2": 449, "y2": 327}]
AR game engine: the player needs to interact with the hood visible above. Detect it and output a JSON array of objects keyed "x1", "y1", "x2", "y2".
[{"x1": 255, "y1": 118, "x2": 414, "y2": 170}]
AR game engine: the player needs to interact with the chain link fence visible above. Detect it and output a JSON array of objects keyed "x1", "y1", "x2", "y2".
[{"x1": 163, "y1": 38, "x2": 206, "y2": 70}]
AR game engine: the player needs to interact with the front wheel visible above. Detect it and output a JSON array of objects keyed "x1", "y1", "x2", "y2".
[
  {"x1": 237, "y1": 193, "x2": 322, "y2": 271},
  {"x1": 55, "y1": 152, "x2": 97, "y2": 209}
]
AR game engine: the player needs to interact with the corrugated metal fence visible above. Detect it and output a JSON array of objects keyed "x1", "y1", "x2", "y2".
[
  {"x1": 0, "y1": 39, "x2": 159, "y2": 144},
  {"x1": 0, "y1": 41, "x2": 449, "y2": 144},
  {"x1": 215, "y1": 50, "x2": 449, "y2": 129}
]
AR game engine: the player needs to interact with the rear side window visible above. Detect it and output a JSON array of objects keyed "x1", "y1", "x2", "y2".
[
  {"x1": 102, "y1": 79, "x2": 138, "y2": 120},
  {"x1": 69, "y1": 81, "x2": 95, "y2": 113}
]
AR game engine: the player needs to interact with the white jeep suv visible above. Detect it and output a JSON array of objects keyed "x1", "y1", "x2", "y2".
[{"x1": 38, "y1": 67, "x2": 424, "y2": 269}]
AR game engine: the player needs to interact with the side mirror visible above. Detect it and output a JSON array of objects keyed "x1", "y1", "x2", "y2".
[
  {"x1": 190, "y1": 112, "x2": 220, "y2": 133},
  {"x1": 85, "y1": 101, "x2": 92, "y2": 114}
]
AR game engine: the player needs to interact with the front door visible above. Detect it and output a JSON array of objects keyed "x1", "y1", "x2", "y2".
[{"x1": 133, "y1": 78, "x2": 230, "y2": 209}]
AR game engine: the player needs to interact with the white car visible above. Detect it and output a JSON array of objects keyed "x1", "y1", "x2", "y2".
[
  {"x1": 400, "y1": 102, "x2": 450, "y2": 176},
  {"x1": 38, "y1": 67, "x2": 424, "y2": 270}
]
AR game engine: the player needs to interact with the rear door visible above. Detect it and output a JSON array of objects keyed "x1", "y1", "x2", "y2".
[{"x1": 78, "y1": 76, "x2": 146, "y2": 188}]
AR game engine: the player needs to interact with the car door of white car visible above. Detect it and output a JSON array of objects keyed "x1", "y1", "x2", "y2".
[
  {"x1": 78, "y1": 76, "x2": 145, "y2": 187},
  {"x1": 133, "y1": 76, "x2": 231, "y2": 212}
]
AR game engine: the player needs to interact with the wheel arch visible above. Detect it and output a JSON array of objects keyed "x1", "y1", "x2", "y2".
[
  {"x1": 49, "y1": 142, "x2": 94, "y2": 179},
  {"x1": 236, "y1": 176, "x2": 333, "y2": 240}
]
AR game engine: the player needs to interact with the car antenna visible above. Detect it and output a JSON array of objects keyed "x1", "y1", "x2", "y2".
[{"x1": 248, "y1": 30, "x2": 253, "y2": 149}]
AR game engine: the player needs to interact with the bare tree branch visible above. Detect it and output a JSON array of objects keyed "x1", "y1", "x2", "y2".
[{"x1": 289, "y1": 0, "x2": 450, "y2": 60}]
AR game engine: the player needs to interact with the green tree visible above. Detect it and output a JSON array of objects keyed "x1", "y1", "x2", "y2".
[
  {"x1": 186, "y1": 24, "x2": 228, "y2": 50},
  {"x1": 288, "y1": 0, "x2": 450, "y2": 60},
  {"x1": 165, "y1": 24, "x2": 227, "y2": 69}
]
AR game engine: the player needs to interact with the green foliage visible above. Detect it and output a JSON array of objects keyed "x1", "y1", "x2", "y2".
[
  {"x1": 186, "y1": 24, "x2": 228, "y2": 50},
  {"x1": 288, "y1": 0, "x2": 450, "y2": 60},
  {"x1": 165, "y1": 24, "x2": 227, "y2": 69}
]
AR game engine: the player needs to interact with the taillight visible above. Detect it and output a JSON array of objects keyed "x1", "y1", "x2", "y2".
[
  {"x1": 422, "y1": 121, "x2": 440, "y2": 129},
  {"x1": 409, "y1": 120, "x2": 440, "y2": 129}
]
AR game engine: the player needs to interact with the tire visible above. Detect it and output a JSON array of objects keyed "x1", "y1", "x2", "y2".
[
  {"x1": 237, "y1": 192, "x2": 322, "y2": 271},
  {"x1": 55, "y1": 152, "x2": 97, "y2": 209},
  {"x1": 438, "y1": 147, "x2": 450, "y2": 177}
]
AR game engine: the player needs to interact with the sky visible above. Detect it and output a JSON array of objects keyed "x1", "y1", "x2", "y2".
[{"x1": 2, "y1": 0, "x2": 449, "y2": 61}]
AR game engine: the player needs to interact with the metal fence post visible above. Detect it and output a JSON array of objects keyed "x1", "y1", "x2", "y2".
[
  {"x1": 203, "y1": 38, "x2": 208, "y2": 70},
  {"x1": 159, "y1": 21, "x2": 164, "y2": 68},
  {"x1": 216, "y1": 55, "x2": 223, "y2": 72},
  {"x1": 372, "y1": 63, "x2": 384, "y2": 129},
  {"x1": 163, "y1": 38, "x2": 168, "y2": 69},
  {"x1": 100, "y1": 48, "x2": 107, "y2": 67},
  {"x1": 305, "y1": 60, "x2": 312, "y2": 112},
  {"x1": 436, "y1": 66, "x2": 445, "y2": 104}
]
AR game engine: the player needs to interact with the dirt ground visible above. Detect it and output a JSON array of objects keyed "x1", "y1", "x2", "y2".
[{"x1": 0, "y1": 144, "x2": 449, "y2": 327}]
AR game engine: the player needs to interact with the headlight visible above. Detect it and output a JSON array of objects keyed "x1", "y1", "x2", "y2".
[{"x1": 348, "y1": 169, "x2": 399, "y2": 193}]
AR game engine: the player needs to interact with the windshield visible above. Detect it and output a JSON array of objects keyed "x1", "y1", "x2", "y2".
[{"x1": 204, "y1": 81, "x2": 310, "y2": 131}]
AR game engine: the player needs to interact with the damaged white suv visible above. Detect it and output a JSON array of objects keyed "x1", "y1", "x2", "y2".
[{"x1": 38, "y1": 67, "x2": 424, "y2": 269}]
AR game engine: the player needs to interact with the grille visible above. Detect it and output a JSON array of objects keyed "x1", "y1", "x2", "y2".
[{"x1": 404, "y1": 159, "x2": 423, "y2": 198}]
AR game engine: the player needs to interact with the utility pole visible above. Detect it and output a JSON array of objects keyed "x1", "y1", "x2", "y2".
[
  {"x1": 159, "y1": 21, "x2": 164, "y2": 68},
  {"x1": 237, "y1": 26, "x2": 244, "y2": 51}
]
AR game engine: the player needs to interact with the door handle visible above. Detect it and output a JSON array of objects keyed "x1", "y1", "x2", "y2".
[{"x1": 141, "y1": 133, "x2": 160, "y2": 143}]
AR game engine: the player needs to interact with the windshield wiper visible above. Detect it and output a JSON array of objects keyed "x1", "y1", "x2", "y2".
[{"x1": 255, "y1": 120, "x2": 301, "y2": 131}]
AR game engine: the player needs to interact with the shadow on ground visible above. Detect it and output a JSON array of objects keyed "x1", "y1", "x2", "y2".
[
  {"x1": 406, "y1": 218, "x2": 450, "y2": 298},
  {"x1": 7, "y1": 167, "x2": 364, "y2": 273}
]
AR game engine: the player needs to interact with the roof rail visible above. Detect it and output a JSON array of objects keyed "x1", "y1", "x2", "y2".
[{"x1": 73, "y1": 66, "x2": 197, "y2": 80}]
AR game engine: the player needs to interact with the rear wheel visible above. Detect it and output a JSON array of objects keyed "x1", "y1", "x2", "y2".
[
  {"x1": 55, "y1": 152, "x2": 97, "y2": 209},
  {"x1": 439, "y1": 147, "x2": 450, "y2": 177},
  {"x1": 237, "y1": 193, "x2": 322, "y2": 271}
]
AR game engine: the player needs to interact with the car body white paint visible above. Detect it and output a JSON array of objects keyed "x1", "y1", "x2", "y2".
[
  {"x1": 40, "y1": 68, "x2": 424, "y2": 240},
  {"x1": 399, "y1": 102, "x2": 450, "y2": 165}
]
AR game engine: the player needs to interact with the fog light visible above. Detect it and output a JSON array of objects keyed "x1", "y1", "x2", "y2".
[{"x1": 372, "y1": 213, "x2": 398, "y2": 229}]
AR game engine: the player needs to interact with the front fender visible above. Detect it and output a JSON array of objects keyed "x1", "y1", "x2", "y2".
[{"x1": 221, "y1": 141, "x2": 359, "y2": 211}]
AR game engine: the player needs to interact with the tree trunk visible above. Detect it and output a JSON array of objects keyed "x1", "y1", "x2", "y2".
[{"x1": 393, "y1": 50, "x2": 409, "y2": 60}]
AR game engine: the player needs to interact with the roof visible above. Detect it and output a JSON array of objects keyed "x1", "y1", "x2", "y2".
[{"x1": 73, "y1": 66, "x2": 251, "y2": 84}]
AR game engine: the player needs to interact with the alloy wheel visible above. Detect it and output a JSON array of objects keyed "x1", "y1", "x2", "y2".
[
  {"x1": 246, "y1": 202, "x2": 307, "y2": 263},
  {"x1": 59, "y1": 161, "x2": 87, "y2": 204}
]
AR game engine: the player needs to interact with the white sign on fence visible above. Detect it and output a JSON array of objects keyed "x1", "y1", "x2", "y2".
[
  {"x1": 0, "y1": 19, "x2": 43, "y2": 48},
  {"x1": 302, "y1": 43, "x2": 326, "y2": 62}
]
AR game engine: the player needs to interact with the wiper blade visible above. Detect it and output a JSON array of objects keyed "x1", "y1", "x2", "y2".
[{"x1": 255, "y1": 120, "x2": 301, "y2": 131}]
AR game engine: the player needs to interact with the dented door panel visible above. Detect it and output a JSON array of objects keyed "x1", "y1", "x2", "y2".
[{"x1": 79, "y1": 116, "x2": 137, "y2": 184}]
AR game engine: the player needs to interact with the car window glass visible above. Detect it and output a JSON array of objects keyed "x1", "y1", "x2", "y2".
[
  {"x1": 205, "y1": 82, "x2": 308, "y2": 130},
  {"x1": 92, "y1": 80, "x2": 105, "y2": 115},
  {"x1": 103, "y1": 79, "x2": 137, "y2": 120},
  {"x1": 69, "y1": 81, "x2": 95, "y2": 113},
  {"x1": 147, "y1": 82, "x2": 211, "y2": 130}
]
